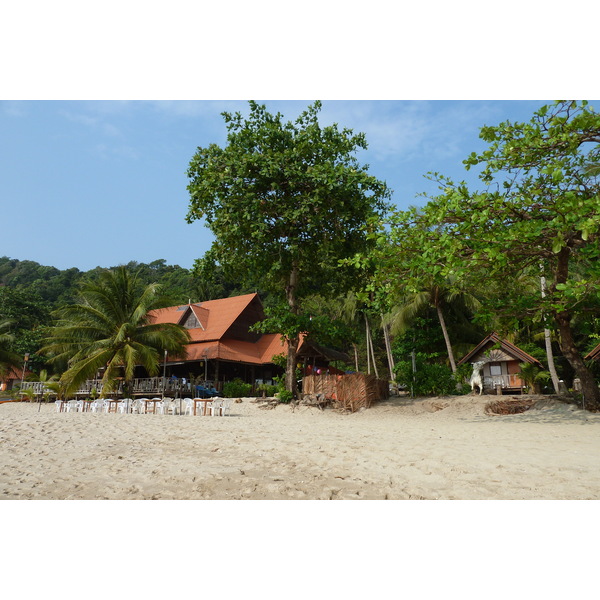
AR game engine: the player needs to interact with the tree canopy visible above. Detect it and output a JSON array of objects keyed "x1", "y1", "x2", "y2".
[
  {"x1": 41, "y1": 267, "x2": 191, "y2": 396},
  {"x1": 376, "y1": 100, "x2": 600, "y2": 407},
  {"x1": 186, "y1": 101, "x2": 391, "y2": 393}
]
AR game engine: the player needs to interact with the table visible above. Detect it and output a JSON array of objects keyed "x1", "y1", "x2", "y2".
[
  {"x1": 141, "y1": 398, "x2": 161, "y2": 414},
  {"x1": 106, "y1": 399, "x2": 121, "y2": 413},
  {"x1": 192, "y1": 398, "x2": 213, "y2": 416}
]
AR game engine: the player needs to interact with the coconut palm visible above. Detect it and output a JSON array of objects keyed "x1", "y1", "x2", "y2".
[
  {"x1": 41, "y1": 267, "x2": 191, "y2": 396},
  {"x1": 387, "y1": 283, "x2": 480, "y2": 373}
]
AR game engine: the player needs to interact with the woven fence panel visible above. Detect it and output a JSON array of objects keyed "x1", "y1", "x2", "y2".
[{"x1": 302, "y1": 373, "x2": 388, "y2": 412}]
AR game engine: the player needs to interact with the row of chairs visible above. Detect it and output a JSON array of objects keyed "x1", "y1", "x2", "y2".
[
  {"x1": 182, "y1": 397, "x2": 232, "y2": 417},
  {"x1": 54, "y1": 397, "x2": 232, "y2": 416}
]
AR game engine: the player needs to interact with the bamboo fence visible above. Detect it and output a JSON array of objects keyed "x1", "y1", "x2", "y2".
[{"x1": 302, "y1": 373, "x2": 389, "y2": 412}]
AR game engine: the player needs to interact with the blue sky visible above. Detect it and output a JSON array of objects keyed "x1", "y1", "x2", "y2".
[{"x1": 0, "y1": 99, "x2": 570, "y2": 272}]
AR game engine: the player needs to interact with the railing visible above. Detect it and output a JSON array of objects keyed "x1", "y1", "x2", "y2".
[
  {"x1": 19, "y1": 382, "x2": 52, "y2": 394},
  {"x1": 483, "y1": 374, "x2": 524, "y2": 390}
]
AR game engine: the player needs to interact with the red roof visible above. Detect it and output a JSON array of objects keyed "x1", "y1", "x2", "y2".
[
  {"x1": 148, "y1": 293, "x2": 260, "y2": 342},
  {"x1": 150, "y1": 294, "x2": 349, "y2": 367},
  {"x1": 150, "y1": 294, "x2": 286, "y2": 365},
  {"x1": 458, "y1": 332, "x2": 543, "y2": 368}
]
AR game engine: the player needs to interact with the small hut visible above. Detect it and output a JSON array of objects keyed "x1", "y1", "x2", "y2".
[{"x1": 458, "y1": 333, "x2": 543, "y2": 394}]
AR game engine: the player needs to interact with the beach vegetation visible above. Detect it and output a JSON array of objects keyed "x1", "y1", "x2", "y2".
[
  {"x1": 222, "y1": 378, "x2": 253, "y2": 398},
  {"x1": 186, "y1": 100, "x2": 391, "y2": 397},
  {"x1": 40, "y1": 267, "x2": 190, "y2": 397},
  {"x1": 0, "y1": 319, "x2": 20, "y2": 375},
  {"x1": 365, "y1": 100, "x2": 600, "y2": 409}
]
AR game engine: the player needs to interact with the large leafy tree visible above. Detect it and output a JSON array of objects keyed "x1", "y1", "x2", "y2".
[
  {"x1": 384, "y1": 101, "x2": 600, "y2": 408},
  {"x1": 41, "y1": 267, "x2": 190, "y2": 396},
  {"x1": 186, "y1": 101, "x2": 391, "y2": 394}
]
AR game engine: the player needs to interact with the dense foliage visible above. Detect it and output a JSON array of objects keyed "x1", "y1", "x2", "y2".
[
  {"x1": 186, "y1": 101, "x2": 391, "y2": 395},
  {"x1": 40, "y1": 267, "x2": 191, "y2": 396}
]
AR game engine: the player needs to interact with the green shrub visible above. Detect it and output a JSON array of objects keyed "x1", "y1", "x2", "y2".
[
  {"x1": 278, "y1": 389, "x2": 294, "y2": 404},
  {"x1": 222, "y1": 378, "x2": 253, "y2": 398},
  {"x1": 394, "y1": 360, "x2": 456, "y2": 396},
  {"x1": 256, "y1": 383, "x2": 278, "y2": 397}
]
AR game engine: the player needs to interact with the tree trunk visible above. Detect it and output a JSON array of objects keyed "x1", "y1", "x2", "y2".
[
  {"x1": 552, "y1": 248, "x2": 600, "y2": 409},
  {"x1": 555, "y1": 312, "x2": 600, "y2": 409},
  {"x1": 540, "y1": 273, "x2": 560, "y2": 394},
  {"x1": 436, "y1": 303, "x2": 457, "y2": 373},
  {"x1": 285, "y1": 336, "x2": 299, "y2": 396},
  {"x1": 353, "y1": 343, "x2": 359, "y2": 372},
  {"x1": 365, "y1": 314, "x2": 371, "y2": 375},
  {"x1": 365, "y1": 315, "x2": 379, "y2": 379},
  {"x1": 285, "y1": 265, "x2": 300, "y2": 397},
  {"x1": 381, "y1": 316, "x2": 395, "y2": 381}
]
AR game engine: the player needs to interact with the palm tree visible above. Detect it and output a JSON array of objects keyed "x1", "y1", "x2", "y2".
[
  {"x1": 387, "y1": 283, "x2": 480, "y2": 373},
  {"x1": 41, "y1": 267, "x2": 191, "y2": 396}
]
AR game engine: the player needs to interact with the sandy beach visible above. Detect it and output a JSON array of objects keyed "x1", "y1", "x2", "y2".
[{"x1": 1, "y1": 394, "x2": 599, "y2": 500}]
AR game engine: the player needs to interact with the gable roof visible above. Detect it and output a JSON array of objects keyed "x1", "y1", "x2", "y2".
[
  {"x1": 147, "y1": 293, "x2": 261, "y2": 342},
  {"x1": 150, "y1": 293, "x2": 350, "y2": 367},
  {"x1": 458, "y1": 332, "x2": 543, "y2": 368}
]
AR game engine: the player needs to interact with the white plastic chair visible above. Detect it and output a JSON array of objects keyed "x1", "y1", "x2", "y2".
[
  {"x1": 157, "y1": 397, "x2": 172, "y2": 415},
  {"x1": 210, "y1": 398, "x2": 222, "y2": 416},
  {"x1": 90, "y1": 399, "x2": 102, "y2": 413},
  {"x1": 220, "y1": 398, "x2": 232, "y2": 417},
  {"x1": 118, "y1": 399, "x2": 132, "y2": 414},
  {"x1": 54, "y1": 400, "x2": 64, "y2": 412},
  {"x1": 138, "y1": 398, "x2": 149, "y2": 414},
  {"x1": 183, "y1": 398, "x2": 195, "y2": 416},
  {"x1": 64, "y1": 400, "x2": 78, "y2": 413}
]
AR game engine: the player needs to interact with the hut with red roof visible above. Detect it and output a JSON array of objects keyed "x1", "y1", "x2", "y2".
[{"x1": 458, "y1": 332, "x2": 543, "y2": 394}]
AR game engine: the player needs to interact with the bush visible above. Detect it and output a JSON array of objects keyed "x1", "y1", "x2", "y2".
[
  {"x1": 278, "y1": 389, "x2": 294, "y2": 404},
  {"x1": 222, "y1": 378, "x2": 253, "y2": 398},
  {"x1": 256, "y1": 383, "x2": 278, "y2": 397},
  {"x1": 394, "y1": 360, "x2": 456, "y2": 396}
]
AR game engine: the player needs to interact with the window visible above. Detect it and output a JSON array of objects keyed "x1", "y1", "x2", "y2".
[{"x1": 489, "y1": 363, "x2": 502, "y2": 376}]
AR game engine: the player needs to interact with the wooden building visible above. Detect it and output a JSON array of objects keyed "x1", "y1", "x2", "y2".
[
  {"x1": 458, "y1": 332, "x2": 543, "y2": 394},
  {"x1": 144, "y1": 293, "x2": 349, "y2": 391}
]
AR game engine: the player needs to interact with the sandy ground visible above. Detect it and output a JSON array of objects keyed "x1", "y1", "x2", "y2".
[{"x1": 1, "y1": 394, "x2": 599, "y2": 500}]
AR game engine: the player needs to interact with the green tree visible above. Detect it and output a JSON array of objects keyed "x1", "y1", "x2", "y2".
[
  {"x1": 41, "y1": 267, "x2": 191, "y2": 396},
  {"x1": 0, "y1": 319, "x2": 20, "y2": 377},
  {"x1": 186, "y1": 101, "x2": 391, "y2": 395},
  {"x1": 386, "y1": 282, "x2": 481, "y2": 373},
  {"x1": 385, "y1": 101, "x2": 600, "y2": 408}
]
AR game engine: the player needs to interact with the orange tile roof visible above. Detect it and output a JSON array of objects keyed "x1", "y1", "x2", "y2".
[
  {"x1": 148, "y1": 295, "x2": 347, "y2": 368},
  {"x1": 183, "y1": 337, "x2": 287, "y2": 365},
  {"x1": 148, "y1": 293, "x2": 260, "y2": 342}
]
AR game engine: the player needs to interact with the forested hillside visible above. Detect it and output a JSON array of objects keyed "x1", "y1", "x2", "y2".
[{"x1": 0, "y1": 256, "x2": 256, "y2": 372}]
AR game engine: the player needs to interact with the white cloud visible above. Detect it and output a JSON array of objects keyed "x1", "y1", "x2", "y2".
[
  {"x1": 1, "y1": 101, "x2": 26, "y2": 117},
  {"x1": 316, "y1": 100, "x2": 506, "y2": 164},
  {"x1": 60, "y1": 109, "x2": 122, "y2": 137}
]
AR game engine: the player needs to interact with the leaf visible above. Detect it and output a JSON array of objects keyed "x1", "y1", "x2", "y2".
[{"x1": 552, "y1": 237, "x2": 564, "y2": 253}]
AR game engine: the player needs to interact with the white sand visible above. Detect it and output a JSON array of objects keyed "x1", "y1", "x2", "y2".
[{"x1": 1, "y1": 394, "x2": 599, "y2": 500}]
